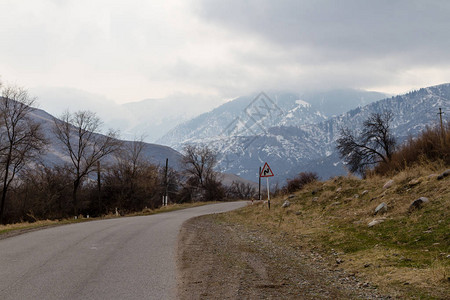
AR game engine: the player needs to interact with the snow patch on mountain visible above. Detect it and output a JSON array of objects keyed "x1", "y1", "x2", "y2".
[{"x1": 295, "y1": 99, "x2": 310, "y2": 107}]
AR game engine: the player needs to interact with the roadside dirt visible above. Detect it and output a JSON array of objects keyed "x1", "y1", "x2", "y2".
[{"x1": 177, "y1": 214, "x2": 390, "y2": 299}]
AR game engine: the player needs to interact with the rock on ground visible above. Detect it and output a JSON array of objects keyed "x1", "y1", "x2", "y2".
[
  {"x1": 383, "y1": 180, "x2": 394, "y2": 189},
  {"x1": 437, "y1": 169, "x2": 450, "y2": 180},
  {"x1": 368, "y1": 218, "x2": 386, "y2": 227},
  {"x1": 282, "y1": 200, "x2": 291, "y2": 208},
  {"x1": 374, "y1": 203, "x2": 387, "y2": 215},
  {"x1": 409, "y1": 197, "x2": 429, "y2": 211}
]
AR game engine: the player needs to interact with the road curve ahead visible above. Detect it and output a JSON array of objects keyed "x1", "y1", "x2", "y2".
[{"x1": 0, "y1": 201, "x2": 246, "y2": 300}]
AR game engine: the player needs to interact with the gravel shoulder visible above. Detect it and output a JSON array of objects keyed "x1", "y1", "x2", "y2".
[{"x1": 177, "y1": 214, "x2": 389, "y2": 299}]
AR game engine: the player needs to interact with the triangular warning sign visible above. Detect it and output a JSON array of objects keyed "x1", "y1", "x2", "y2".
[{"x1": 260, "y1": 162, "x2": 274, "y2": 177}]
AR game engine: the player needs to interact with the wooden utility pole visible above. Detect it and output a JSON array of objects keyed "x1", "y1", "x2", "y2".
[
  {"x1": 97, "y1": 161, "x2": 102, "y2": 215},
  {"x1": 258, "y1": 166, "x2": 261, "y2": 200},
  {"x1": 163, "y1": 158, "x2": 169, "y2": 206},
  {"x1": 438, "y1": 108, "x2": 445, "y2": 145}
]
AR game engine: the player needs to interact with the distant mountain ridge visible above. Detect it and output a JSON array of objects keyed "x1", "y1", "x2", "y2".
[
  {"x1": 157, "y1": 84, "x2": 449, "y2": 182},
  {"x1": 31, "y1": 87, "x2": 223, "y2": 142},
  {"x1": 157, "y1": 89, "x2": 387, "y2": 149}
]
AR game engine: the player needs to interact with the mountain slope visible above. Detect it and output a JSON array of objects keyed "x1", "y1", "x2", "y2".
[
  {"x1": 28, "y1": 107, "x2": 183, "y2": 171},
  {"x1": 160, "y1": 84, "x2": 449, "y2": 182},
  {"x1": 157, "y1": 89, "x2": 386, "y2": 149}
]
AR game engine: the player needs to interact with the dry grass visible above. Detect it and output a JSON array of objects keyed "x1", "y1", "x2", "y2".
[
  {"x1": 375, "y1": 122, "x2": 450, "y2": 175},
  {"x1": 0, "y1": 219, "x2": 61, "y2": 234},
  {"x1": 222, "y1": 162, "x2": 450, "y2": 299}
]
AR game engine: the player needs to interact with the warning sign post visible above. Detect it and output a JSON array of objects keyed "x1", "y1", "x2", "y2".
[{"x1": 260, "y1": 162, "x2": 274, "y2": 209}]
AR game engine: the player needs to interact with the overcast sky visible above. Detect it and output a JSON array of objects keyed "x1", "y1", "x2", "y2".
[{"x1": 1, "y1": 0, "x2": 450, "y2": 105}]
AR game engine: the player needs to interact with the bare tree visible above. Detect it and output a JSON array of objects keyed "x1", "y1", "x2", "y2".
[
  {"x1": 116, "y1": 138, "x2": 147, "y2": 188},
  {"x1": 53, "y1": 110, "x2": 121, "y2": 215},
  {"x1": 182, "y1": 144, "x2": 218, "y2": 188},
  {"x1": 227, "y1": 181, "x2": 256, "y2": 199},
  {"x1": 0, "y1": 84, "x2": 46, "y2": 223},
  {"x1": 337, "y1": 111, "x2": 396, "y2": 175},
  {"x1": 181, "y1": 145, "x2": 224, "y2": 201},
  {"x1": 110, "y1": 137, "x2": 151, "y2": 209}
]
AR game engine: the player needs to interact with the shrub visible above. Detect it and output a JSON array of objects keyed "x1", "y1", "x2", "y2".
[
  {"x1": 286, "y1": 172, "x2": 319, "y2": 193},
  {"x1": 374, "y1": 121, "x2": 450, "y2": 175}
]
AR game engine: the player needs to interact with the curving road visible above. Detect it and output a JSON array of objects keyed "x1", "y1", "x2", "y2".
[{"x1": 0, "y1": 202, "x2": 246, "y2": 300}]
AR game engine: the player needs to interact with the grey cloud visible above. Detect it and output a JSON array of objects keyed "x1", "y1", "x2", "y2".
[{"x1": 197, "y1": 0, "x2": 450, "y2": 65}]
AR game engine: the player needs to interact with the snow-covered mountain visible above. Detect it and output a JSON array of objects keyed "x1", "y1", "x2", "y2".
[
  {"x1": 158, "y1": 85, "x2": 449, "y2": 183},
  {"x1": 157, "y1": 89, "x2": 386, "y2": 149}
]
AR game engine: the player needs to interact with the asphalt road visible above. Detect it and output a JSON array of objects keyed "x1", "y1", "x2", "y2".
[{"x1": 0, "y1": 202, "x2": 247, "y2": 300}]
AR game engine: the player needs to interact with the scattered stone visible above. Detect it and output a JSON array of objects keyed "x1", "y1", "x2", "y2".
[
  {"x1": 361, "y1": 190, "x2": 369, "y2": 195},
  {"x1": 437, "y1": 169, "x2": 450, "y2": 180},
  {"x1": 408, "y1": 178, "x2": 421, "y2": 187},
  {"x1": 336, "y1": 187, "x2": 342, "y2": 192},
  {"x1": 294, "y1": 211, "x2": 302, "y2": 216},
  {"x1": 312, "y1": 197, "x2": 319, "y2": 202},
  {"x1": 281, "y1": 200, "x2": 291, "y2": 208},
  {"x1": 368, "y1": 218, "x2": 386, "y2": 227},
  {"x1": 336, "y1": 258, "x2": 344, "y2": 264},
  {"x1": 428, "y1": 173, "x2": 437, "y2": 178},
  {"x1": 288, "y1": 194, "x2": 296, "y2": 199},
  {"x1": 364, "y1": 263, "x2": 372, "y2": 268},
  {"x1": 409, "y1": 197, "x2": 429, "y2": 211},
  {"x1": 400, "y1": 257, "x2": 412, "y2": 262},
  {"x1": 374, "y1": 202, "x2": 388, "y2": 215},
  {"x1": 383, "y1": 179, "x2": 394, "y2": 189},
  {"x1": 353, "y1": 194, "x2": 359, "y2": 199}
]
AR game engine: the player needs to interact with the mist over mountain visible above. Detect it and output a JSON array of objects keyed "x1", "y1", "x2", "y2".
[
  {"x1": 301, "y1": 89, "x2": 389, "y2": 117},
  {"x1": 31, "y1": 87, "x2": 224, "y2": 143}
]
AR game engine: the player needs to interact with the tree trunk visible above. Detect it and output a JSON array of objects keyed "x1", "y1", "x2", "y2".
[
  {"x1": 73, "y1": 179, "x2": 80, "y2": 216},
  {"x1": 0, "y1": 152, "x2": 12, "y2": 224}
]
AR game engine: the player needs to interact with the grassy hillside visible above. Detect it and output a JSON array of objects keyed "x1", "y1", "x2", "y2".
[{"x1": 222, "y1": 162, "x2": 449, "y2": 299}]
